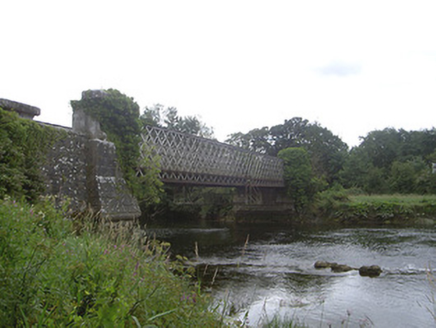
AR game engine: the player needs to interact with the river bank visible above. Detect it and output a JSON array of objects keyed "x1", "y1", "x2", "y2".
[
  {"x1": 141, "y1": 193, "x2": 436, "y2": 228},
  {"x1": 0, "y1": 197, "x2": 233, "y2": 327},
  {"x1": 323, "y1": 194, "x2": 436, "y2": 226}
]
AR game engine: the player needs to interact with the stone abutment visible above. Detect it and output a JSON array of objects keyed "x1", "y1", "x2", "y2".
[{"x1": 1, "y1": 96, "x2": 141, "y2": 221}]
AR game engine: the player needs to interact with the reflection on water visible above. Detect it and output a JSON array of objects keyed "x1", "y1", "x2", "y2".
[{"x1": 146, "y1": 221, "x2": 436, "y2": 327}]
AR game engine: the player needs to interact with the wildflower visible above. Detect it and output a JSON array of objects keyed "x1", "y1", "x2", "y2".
[
  {"x1": 180, "y1": 293, "x2": 197, "y2": 303},
  {"x1": 133, "y1": 261, "x2": 140, "y2": 276}
]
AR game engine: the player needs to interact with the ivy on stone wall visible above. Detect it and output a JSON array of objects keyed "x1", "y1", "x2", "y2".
[
  {"x1": 71, "y1": 89, "x2": 141, "y2": 189},
  {"x1": 0, "y1": 108, "x2": 65, "y2": 201},
  {"x1": 70, "y1": 89, "x2": 164, "y2": 205}
]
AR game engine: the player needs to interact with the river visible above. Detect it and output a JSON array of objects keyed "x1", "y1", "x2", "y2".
[{"x1": 146, "y1": 220, "x2": 436, "y2": 327}]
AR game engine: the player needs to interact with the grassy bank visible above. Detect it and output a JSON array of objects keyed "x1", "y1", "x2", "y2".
[
  {"x1": 317, "y1": 191, "x2": 436, "y2": 224},
  {"x1": 0, "y1": 197, "x2": 233, "y2": 327}
]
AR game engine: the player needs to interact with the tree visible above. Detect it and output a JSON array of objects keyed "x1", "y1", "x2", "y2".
[
  {"x1": 339, "y1": 148, "x2": 370, "y2": 190},
  {"x1": 339, "y1": 127, "x2": 436, "y2": 194},
  {"x1": 389, "y1": 161, "x2": 417, "y2": 194},
  {"x1": 358, "y1": 128, "x2": 402, "y2": 169},
  {"x1": 226, "y1": 117, "x2": 348, "y2": 185},
  {"x1": 140, "y1": 105, "x2": 214, "y2": 138},
  {"x1": 278, "y1": 147, "x2": 316, "y2": 213},
  {"x1": 226, "y1": 127, "x2": 271, "y2": 154},
  {"x1": 270, "y1": 117, "x2": 311, "y2": 154}
]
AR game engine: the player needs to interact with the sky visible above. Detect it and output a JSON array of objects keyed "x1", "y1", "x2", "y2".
[{"x1": 2, "y1": 0, "x2": 436, "y2": 147}]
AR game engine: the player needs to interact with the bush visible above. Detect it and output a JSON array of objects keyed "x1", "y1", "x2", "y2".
[
  {"x1": 315, "y1": 185, "x2": 349, "y2": 216},
  {"x1": 0, "y1": 198, "x2": 227, "y2": 327}
]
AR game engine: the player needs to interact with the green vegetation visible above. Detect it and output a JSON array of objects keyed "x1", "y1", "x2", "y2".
[
  {"x1": 0, "y1": 197, "x2": 230, "y2": 327},
  {"x1": 0, "y1": 108, "x2": 65, "y2": 202},
  {"x1": 278, "y1": 148, "x2": 320, "y2": 214},
  {"x1": 260, "y1": 315, "x2": 306, "y2": 328},
  {"x1": 349, "y1": 194, "x2": 436, "y2": 204},
  {"x1": 228, "y1": 117, "x2": 436, "y2": 217},
  {"x1": 339, "y1": 128, "x2": 436, "y2": 194},
  {"x1": 227, "y1": 117, "x2": 348, "y2": 185},
  {"x1": 315, "y1": 190, "x2": 436, "y2": 224},
  {"x1": 71, "y1": 89, "x2": 142, "y2": 192},
  {"x1": 71, "y1": 90, "x2": 164, "y2": 207},
  {"x1": 140, "y1": 104, "x2": 214, "y2": 138}
]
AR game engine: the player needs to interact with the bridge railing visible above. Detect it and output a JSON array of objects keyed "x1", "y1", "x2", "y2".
[{"x1": 140, "y1": 125, "x2": 284, "y2": 187}]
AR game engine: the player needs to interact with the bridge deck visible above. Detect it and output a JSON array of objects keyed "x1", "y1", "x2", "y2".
[{"x1": 140, "y1": 126, "x2": 284, "y2": 188}]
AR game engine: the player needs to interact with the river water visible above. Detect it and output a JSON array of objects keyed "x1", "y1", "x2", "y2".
[{"x1": 146, "y1": 220, "x2": 436, "y2": 327}]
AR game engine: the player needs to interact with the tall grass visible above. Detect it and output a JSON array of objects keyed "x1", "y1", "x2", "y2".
[
  {"x1": 349, "y1": 194, "x2": 436, "y2": 205},
  {"x1": 315, "y1": 188, "x2": 436, "y2": 223},
  {"x1": 0, "y1": 197, "x2": 229, "y2": 327}
]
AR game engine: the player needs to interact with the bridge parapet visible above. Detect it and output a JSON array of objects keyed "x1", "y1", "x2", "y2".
[{"x1": 140, "y1": 125, "x2": 284, "y2": 188}]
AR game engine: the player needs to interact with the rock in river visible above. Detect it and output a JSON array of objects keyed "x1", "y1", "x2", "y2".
[
  {"x1": 331, "y1": 264, "x2": 355, "y2": 273},
  {"x1": 359, "y1": 265, "x2": 382, "y2": 277}
]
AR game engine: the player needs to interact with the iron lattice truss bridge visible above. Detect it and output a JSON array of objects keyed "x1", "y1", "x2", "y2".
[{"x1": 139, "y1": 126, "x2": 284, "y2": 188}]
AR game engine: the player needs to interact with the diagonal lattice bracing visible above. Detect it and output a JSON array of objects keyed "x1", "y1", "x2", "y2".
[{"x1": 139, "y1": 126, "x2": 284, "y2": 187}]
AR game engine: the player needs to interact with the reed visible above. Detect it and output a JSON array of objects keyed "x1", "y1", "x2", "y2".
[
  {"x1": 238, "y1": 234, "x2": 250, "y2": 268},
  {"x1": 424, "y1": 266, "x2": 436, "y2": 322}
]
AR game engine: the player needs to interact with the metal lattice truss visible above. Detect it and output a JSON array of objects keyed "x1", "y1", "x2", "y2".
[{"x1": 139, "y1": 126, "x2": 284, "y2": 188}]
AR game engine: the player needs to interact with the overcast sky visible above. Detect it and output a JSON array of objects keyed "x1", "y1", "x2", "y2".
[{"x1": 2, "y1": 0, "x2": 436, "y2": 147}]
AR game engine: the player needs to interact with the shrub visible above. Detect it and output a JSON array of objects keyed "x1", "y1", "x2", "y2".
[
  {"x1": 315, "y1": 185, "x2": 350, "y2": 216},
  {"x1": 0, "y1": 198, "x2": 227, "y2": 327}
]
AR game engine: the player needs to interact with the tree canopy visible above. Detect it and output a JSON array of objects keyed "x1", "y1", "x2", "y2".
[
  {"x1": 140, "y1": 104, "x2": 214, "y2": 138},
  {"x1": 227, "y1": 118, "x2": 436, "y2": 196},
  {"x1": 339, "y1": 127, "x2": 436, "y2": 194},
  {"x1": 226, "y1": 117, "x2": 348, "y2": 184}
]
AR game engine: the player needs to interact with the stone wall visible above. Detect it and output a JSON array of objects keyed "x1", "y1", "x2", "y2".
[
  {"x1": 84, "y1": 137, "x2": 140, "y2": 220},
  {"x1": 41, "y1": 125, "x2": 141, "y2": 221},
  {"x1": 1, "y1": 97, "x2": 141, "y2": 221},
  {"x1": 42, "y1": 128, "x2": 89, "y2": 213}
]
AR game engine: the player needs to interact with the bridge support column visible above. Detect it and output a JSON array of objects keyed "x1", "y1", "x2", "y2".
[
  {"x1": 85, "y1": 138, "x2": 141, "y2": 221},
  {"x1": 234, "y1": 186, "x2": 288, "y2": 206},
  {"x1": 232, "y1": 187, "x2": 292, "y2": 219},
  {"x1": 70, "y1": 91, "x2": 141, "y2": 221}
]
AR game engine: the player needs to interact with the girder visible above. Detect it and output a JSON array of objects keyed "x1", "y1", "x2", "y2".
[{"x1": 139, "y1": 125, "x2": 284, "y2": 187}]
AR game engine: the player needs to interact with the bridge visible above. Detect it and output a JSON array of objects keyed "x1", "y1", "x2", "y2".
[
  {"x1": 139, "y1": 125, "x2": 285, "y2": 189},
  {"x1": 2, "y1": 93, "x2": 289, "y2": 220}
]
